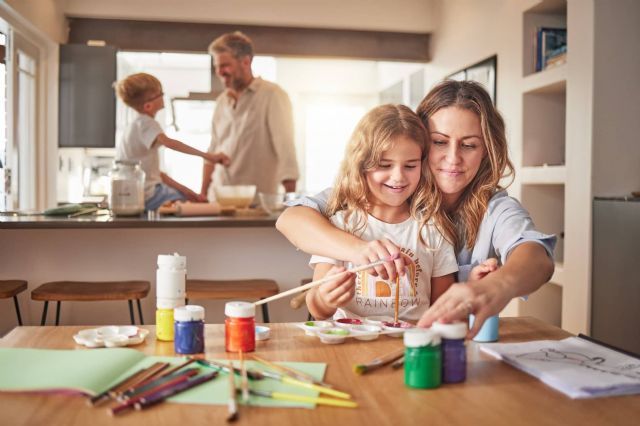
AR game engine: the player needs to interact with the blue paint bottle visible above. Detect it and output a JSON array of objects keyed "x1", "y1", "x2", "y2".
[
  {"x1": 174, "y1": 305, "x2": 205, "y2": 354},
  {"x1": 432, "y1": 321, "x2": 467, "y2": 383}
]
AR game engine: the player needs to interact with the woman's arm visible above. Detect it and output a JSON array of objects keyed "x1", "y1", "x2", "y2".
[
  {"x1": 276, "y1": 206, "x2": 406, "y2": 279},
  {"x1": 306, "y1": 264, "x2": 355, "y2": 320},
  {"x1": 418, "y1": 242, "x2": 554, "y2": 337}
]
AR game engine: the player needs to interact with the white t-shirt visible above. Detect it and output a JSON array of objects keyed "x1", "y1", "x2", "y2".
[
  {"x1": 310, "y1": 212, "x2": 459, "y2": 322},
  {"x1": 115, "y1": 113, "x2": 163, "y2": 199}
]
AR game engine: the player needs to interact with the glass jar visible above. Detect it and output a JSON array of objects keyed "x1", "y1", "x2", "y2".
[
  {"x1": 225, "y1": 301, "x2": 256, "y2": 353},
  {"x1": 109, "y1": 160, "x2": 145, "y2": 216}
]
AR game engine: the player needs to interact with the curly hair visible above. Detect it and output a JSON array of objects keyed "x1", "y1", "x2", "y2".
[
  {"x1": 326, "y1": 104, "x2": 445, "y2": 248},
  {"x1": 114, "y1": 73, "x2": 162, "y2": 111},
  {"x1": 416, "y1": 80, "x2": 515, "y2": 251}
]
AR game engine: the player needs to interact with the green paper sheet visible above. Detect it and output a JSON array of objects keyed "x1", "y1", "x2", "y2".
[{"x1": 0, "y1": 348, "x2": 327, "y2": 409}]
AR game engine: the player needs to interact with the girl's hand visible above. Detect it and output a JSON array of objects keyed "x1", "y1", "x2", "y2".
[
  {"x1": 314, "y1": 266, "x2": 356, "y2": 310},
  {"x1": 468, "y1": 258, "x2": 499, "y2": 281},
  {"x1": 205, "y1": 152, "x2": 231, "y2": 166},
  {"x1": 350, "y1": 239, "x2": 405, "y2": 281}
]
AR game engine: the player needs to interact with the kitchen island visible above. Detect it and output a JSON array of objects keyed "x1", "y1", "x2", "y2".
[{"x1": 0, "y1": 213, "x2": 310, "y2": 335}]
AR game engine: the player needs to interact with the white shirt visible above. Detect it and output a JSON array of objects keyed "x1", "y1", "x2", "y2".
[
  {"x1": 207, "y1": 77, "x2": 299, "y2": 197},
  {"x1": 310, "y1": 211, "x2": 459, "y2": 322},
  {"x1": 115, "y1": 113, "x2": 163, "y2": 199}
]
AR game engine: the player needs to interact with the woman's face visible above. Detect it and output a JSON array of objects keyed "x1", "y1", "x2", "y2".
[{"x1": 427, "y1": 106, "x2": 486, "y2": 209}]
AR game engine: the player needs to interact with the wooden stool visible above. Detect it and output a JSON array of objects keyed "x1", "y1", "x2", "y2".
[
  {"x1": 0, "y1": 280, "x2": 28, "y2": 325},
  {"x1": 31, "y1": 281, "x2": 150, "y2": 326},
  {"x1": 186, "y1": 279, "x2": 279, "y2": 323}
]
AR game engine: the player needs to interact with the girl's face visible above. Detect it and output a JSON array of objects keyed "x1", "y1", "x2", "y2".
[
  {"x1": 427, "y1": 106, "x2": 486, "y2": 209},
  {"x1": 365, "y1": 134, "x2": 423, "y2": 223}
]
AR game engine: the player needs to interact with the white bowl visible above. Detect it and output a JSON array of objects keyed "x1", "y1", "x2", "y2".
[
  {"x1": 317, "y1": 328, "x2": 350, "y2": 344},
  {"x1": 214, "y1": 185, "x2": 257, "y2": 208},
  {"x1": 301, "y1": 320, "x2": 334, "y2": 336},
  {"x1": 258, "y1": 193, "x2": 285, "y2": 213},
  {"x1": 255, "y1": 325, "x2": 271, "y2": 341},
  {"x1": 349, "y1": 324, "x2": 382, "y2": 341}
]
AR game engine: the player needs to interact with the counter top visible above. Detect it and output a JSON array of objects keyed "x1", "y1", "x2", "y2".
[{"x1": 0, "y1": 213, "x2": 278, "y2": 229}]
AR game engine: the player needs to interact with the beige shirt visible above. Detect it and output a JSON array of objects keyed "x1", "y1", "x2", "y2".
[{"x1": 207, "y1": 77, "x2": 299, "y2": 197}]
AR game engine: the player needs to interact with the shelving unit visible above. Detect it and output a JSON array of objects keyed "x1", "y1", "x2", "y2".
[{"x1": 516, "y1": 0, "x2": 567, "y2": 327}]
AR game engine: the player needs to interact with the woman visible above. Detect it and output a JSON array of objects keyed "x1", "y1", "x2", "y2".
[{"x1": 276, "y1": 80, "x2": 556, "y2": 337}]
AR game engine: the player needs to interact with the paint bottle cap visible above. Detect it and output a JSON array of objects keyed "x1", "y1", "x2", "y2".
[
  {"x1": 404, "y1": 328, "x2": 440, "y2": 347},
  {"x1": 156, "y1": 298, "x2": 185, "y2": 309},
  {"x1": 431, "y1": 321, "x2": 467, "y2": 339},
  {"x1": 225, "y1": 301, "x2": 255, "y2": 318},
  {"x1": 174, "y1": 305, "x2": 205, "y2": 322},
  {"x1": 157, "y1": 253, "x2": 187, "y2": 269}
]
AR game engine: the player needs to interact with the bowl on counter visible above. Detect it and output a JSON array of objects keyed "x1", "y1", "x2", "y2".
[
  {"x1": 258, "y1": 192, "x2": 285, "y2": 214},
  {"x1": 214, "y1": 185, "x2": 257, "y2": 208}
]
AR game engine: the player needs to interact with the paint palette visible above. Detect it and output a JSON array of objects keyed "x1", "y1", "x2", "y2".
[
  {"x1": 73, "y1": 326, "x2": 150, "y2": 348},
  {"x1": 296, "y1": 319, "x2": 410, "y2": 343}
]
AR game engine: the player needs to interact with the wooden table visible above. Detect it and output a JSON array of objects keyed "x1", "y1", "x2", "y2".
[{"x1": 1, "y1": 317, "x2": 638, "y2": 425}]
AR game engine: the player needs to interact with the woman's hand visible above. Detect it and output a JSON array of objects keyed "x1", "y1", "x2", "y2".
[
  {"x1": 417, "y1": 275, "x2": 514, "y2": 338},
  {"x1": 350, "y1": 239, "x2": 406, "y2": 280}
]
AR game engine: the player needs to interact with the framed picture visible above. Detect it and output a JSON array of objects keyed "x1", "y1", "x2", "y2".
[{"x1": 447, "y1": 55, "x2": 497, "y2": 105}]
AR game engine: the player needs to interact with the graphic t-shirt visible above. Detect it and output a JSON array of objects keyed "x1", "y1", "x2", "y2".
[{"x1": 310, "y1": 212, "x2": 459, "y2": 322}]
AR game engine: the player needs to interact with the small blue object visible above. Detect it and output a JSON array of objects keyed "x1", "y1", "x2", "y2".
[
  {"x1": 174, "y1": 305, "x2": 205, "y2": 354},
  {"x1": 470, "y1": 314, "x2": 499, "y2": 342}
]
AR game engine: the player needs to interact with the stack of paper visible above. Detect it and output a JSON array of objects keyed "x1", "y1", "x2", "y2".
[{"x1": 480, "y1": 337, "x2": 640, "y2": 399}]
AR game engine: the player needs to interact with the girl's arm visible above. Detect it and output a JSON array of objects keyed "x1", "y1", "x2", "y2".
[
  {"x1": 418, "y1": 242, "x2": 554, "y2": 337},
  {"x1": 430, "y1": 273, "x2": 456, "y2": 304},
  {"x1": 276, "y1": 207, "x2": 406, "y2": 280},
  {"x1": 306, "y1": 263, "x2": 356, "y2": 320},
  {"x1": 160, "y1": 172, "x2": 206, "y2": 202},
  {"x1": 155, "y1": 133, "x2": 230, "y2": 165}
]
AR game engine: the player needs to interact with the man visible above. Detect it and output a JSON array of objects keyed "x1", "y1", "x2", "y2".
[{"x1": 201, "y1": 31, "x2": 299, "y2": 200}]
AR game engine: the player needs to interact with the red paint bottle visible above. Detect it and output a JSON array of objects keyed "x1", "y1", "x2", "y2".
[{"x1": 225, "y1": 301, "x2": 256, "y2": 352}]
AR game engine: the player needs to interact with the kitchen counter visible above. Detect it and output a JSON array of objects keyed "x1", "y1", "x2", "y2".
[
  {"x1": 0, "y1": 212, "x2": 277, "y2": 229},
  {"x1": 0, "y1": 211, "x2": 310, "y2": 334}
]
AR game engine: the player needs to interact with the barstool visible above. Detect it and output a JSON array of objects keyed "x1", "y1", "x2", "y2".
[
  {"x1": 0, "y1": 280, "x2": 28, "y2": 325},
  {"x1": 186, "y1": 279, "x2": 279, "y2": 322},
  {"x1": 31, "y1": 281, "x2": 150, "y2": 326}
]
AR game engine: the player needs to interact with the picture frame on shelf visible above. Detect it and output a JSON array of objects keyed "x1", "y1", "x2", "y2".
[{"x1": 447, "y1": 55, "x2": 497, "y2": 105}]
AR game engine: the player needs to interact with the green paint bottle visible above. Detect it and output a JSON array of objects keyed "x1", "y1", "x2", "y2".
[{"x1": 404, "y1": 328, "x2": 441, "y2": 389}]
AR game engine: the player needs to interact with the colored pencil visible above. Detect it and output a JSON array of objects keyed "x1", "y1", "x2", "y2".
[
  {"x1": 117, "y1": 362, "x2": 170, "y2": 397},
  {"x1": 254, "y1": 256, "x2": 399, "y2": 306},
  {"x1": 89, "y1": 361, "x2": 168, "y2": 406},
  {"x1": 120, "y1": 368, "x2": 199, "y2": 401},
  {"x1": 133, "y1": 372, "x2": 218, "y2": 411},
  {"x1": 120, "y1": 359, "x2": 196, "y2": 399}
]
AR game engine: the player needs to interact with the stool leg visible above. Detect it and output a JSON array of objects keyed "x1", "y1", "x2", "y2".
[
  {"x1": 128, "y1": 300, "x2": 135, "y2": 325},
  {"x1": 260, "y1": 301, "x2": 270, "y2": 323},
  {"x1": 40, "y1": 301, "x2": 49, "y2": 326},
  {"x1": 55, "y1": 301, "x2": 61, "y2": 326},
  {"x1": 136, "y1": 299, "x2": 144, "y2": 325},
  {"x1": 13, "y1": 295, "x2": 23, "y2": 326}
]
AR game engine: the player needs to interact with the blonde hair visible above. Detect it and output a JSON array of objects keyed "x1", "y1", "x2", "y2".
[
  {"x1": 327, "y1": 104, "x2": 445, "y2": 247},
  {"x1": 114, "y1": 73, "x2": 162, "y2": 111},
  {"x1": 416, "y1": 79, "x2": 515, "y2": 251},
  {"x1": 208, "y1": 31, "x2": 254, "y2": 59}
]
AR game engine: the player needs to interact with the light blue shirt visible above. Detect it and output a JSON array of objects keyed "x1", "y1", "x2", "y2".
[{"x1": 286, "y1": 189, "x2": 556, "y2": 282}]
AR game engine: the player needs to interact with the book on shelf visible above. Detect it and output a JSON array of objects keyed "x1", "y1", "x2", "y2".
[{"x1": 535, "y1": 27, "x2": 567, "y2": 72}]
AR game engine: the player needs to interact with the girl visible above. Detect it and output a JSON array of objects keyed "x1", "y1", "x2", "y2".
[{"x1": 306, "y1": 104, "x2": 459, "y2": 321}]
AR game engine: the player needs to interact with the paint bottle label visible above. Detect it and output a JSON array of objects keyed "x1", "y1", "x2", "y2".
[
  {"x1": 156, "y1": 308, "x2": 175, "y2": 341},
  {"x1": 224, "y1": 301, "x2": 256, "y2": 353}
]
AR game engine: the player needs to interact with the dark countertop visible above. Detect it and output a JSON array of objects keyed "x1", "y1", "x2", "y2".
[{"x1": 0, "y1": 212, "x2": 278, "y2": 229}]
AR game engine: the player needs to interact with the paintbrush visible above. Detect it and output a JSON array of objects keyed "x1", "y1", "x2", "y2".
[
  {"x1": 255, "y1": 255, "x2": 400, "y2": 306},
  {"x1": 245, "y1": 388, "x2": 358, "y2": 409},
  {"x1": 226, "y1": 361, "x2": 239, "y2": 423},
  {"x1": 251, "y1": 355, "x2": 333, "y2": 389},
  {"x1": 89, "y1": 362, "x2": 169, "y2": 406},
  {"x1": 394, "y1": 275, "x2": 400, "y2": 324},
  {"x1": 120, "y1": 359, "x2": 196, "y2": 399},
  {"x1": 132, "y1": 372, "x2": 219, "y2": 412},
  {"x1": 353, "y1": 347, "x2": 405, "y2": 375},
  {"x1": 391, "y1": 356, "x2": 405, "y2": 369},
  {"x1": 196, "y1": 359, "x2": 263, "y2": 380},
  {"x1": 239, "y1": 351, "x2": 250, "y2": 404}
]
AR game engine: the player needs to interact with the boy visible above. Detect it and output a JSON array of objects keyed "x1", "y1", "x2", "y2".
[{"x1": 115, "y1": 73, "x2": 230, "y2": 210}]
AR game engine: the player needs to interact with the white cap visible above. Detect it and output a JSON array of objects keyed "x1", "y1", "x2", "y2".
[
  {"x1": 431, "y1": 321, "x2": 468, "y2": 339},
  {"x1": 404, "y1": 328, "x2": 440, "y2": 347},
  {"x1": 156, "y1": 298, "x2": 185, "y2": 309},
  {"x1": 174, "y1": 305, "x2": 205, "y2": 322},
  {"x1": 224, "y1": 301, "x2": 255, "y2": 318},
  {"x1": 157, "y1": 253, "x2": 186, "y2": 269}
]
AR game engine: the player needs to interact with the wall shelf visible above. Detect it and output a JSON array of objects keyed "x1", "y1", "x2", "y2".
[
  {"x1": 521, "y1": 165, "x2": 566, "y2": 184},
  {"x1": 523, "y1": 64, "x2": 567, "y2": 94}
]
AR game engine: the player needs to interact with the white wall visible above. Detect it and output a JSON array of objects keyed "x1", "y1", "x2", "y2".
[
  {"x1": 63, "y1": 0, "x2": 436, "y2": 33},
  {"x1": 5, "y1": 0, "x2": 67, "y2": 43}
]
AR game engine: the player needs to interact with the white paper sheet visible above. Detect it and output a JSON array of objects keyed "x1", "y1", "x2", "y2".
[{"x1": 480, "y1": 337, "x2": 640, "y2": 399}]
